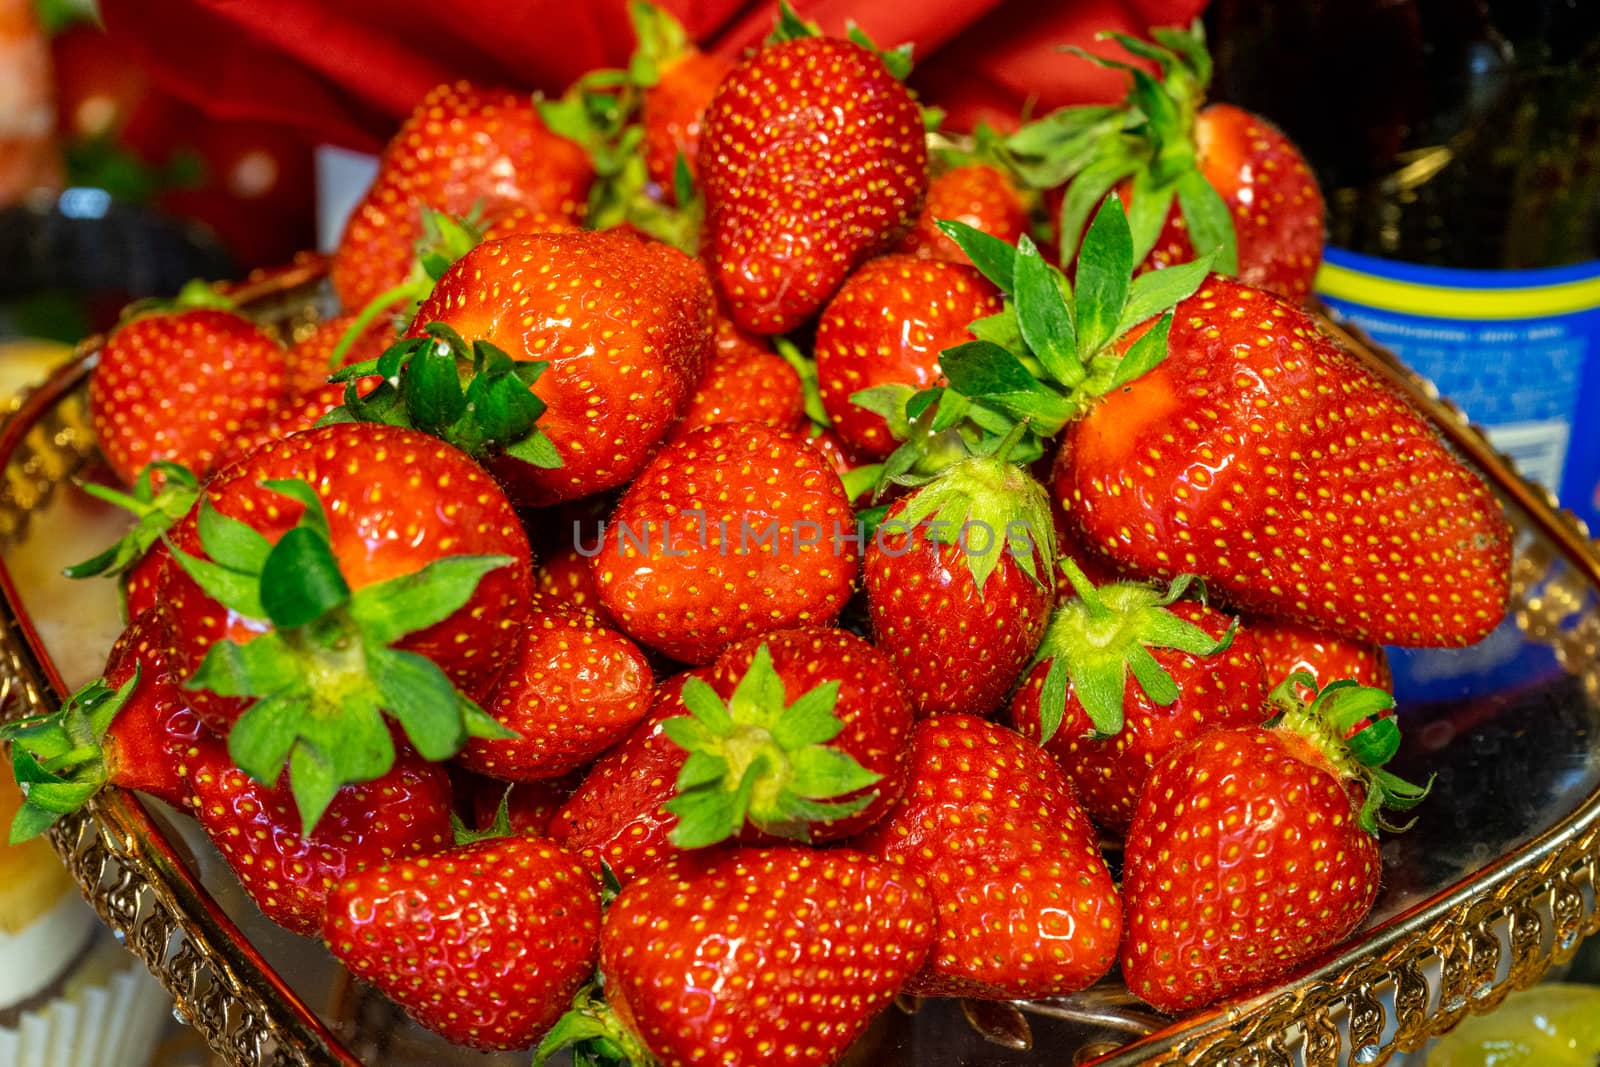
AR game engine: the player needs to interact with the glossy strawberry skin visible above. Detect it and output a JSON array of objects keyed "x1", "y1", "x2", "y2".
[
  {"x1": 98, "y1": 608, "x2": 214, "y2": 807},
  {"x1": 850, "y1": 715, "x2": 1121, "y2": 999},
  {"x1": 547, "y1": 672, "x2": 703, "y2": 886},
  {"x1": 669, "y1": 321, "x2": 804, "y2": 441},
  {"x1": 815, "y1": 256, "x2": 1004, "y2": 458},
  {"x1": 1121, "y1": 726, "x2": 1381, "y2": 1014},
  {"x1": 330, "y1": 81, "x2": 593, "y2": 311},
  {"x1": 896, "y1": 163, "x2": 1030, "y2": 264},
  {"x1": 283, "y1": 312, "x2": 395, "y2": 396},
  {"x1": 1142, "y1": 104, "x2": 1324, "y2": 304},
  {"x1": 709, "y1": 627, "x2": 915, "y2": 842},
  {"x1": 457, "y1": 608, "x2": 653, "y2": 782},
  {"x1": 160, "y1": 423, "x2": 535, "y2": 733},
  {"x1": 408, "y1": 230, "x2": 715, "y2": 506},
  {"x1": 699, "y1": 36, "x2": 928, "y2": 334},
  {"x1": 600, "y1": 846, "x2": 935, "y2": 1067},
  {"x1": 1053, "y1": 276, "x2": 1512, "y2": 648},
  {"x1": 864, "y1": 497, "x2": 1053, "y2": 717},
  {"x1": 189, "y1": 748, "x2": 454, "y2": 937},
  {"x1": 1009, "y1": 601, "x2": 1270, "y2": 835},
  {"x1": 534, "y1": 540, "x2": 615, "y2": 623},
  {"x1": 1247, "y1": 615, "x2": 1393, "y2": 696},
  {"x1": 88, "y1": 309, "x2": 287, "y2": 486},
  {"x1": 592, "y1": 422, "x2": 858, "y2": 665},
  {"x1": 467, "y1": 775, "x2": 575, "y2": 836},
  {"x1": 324, "y1": 835, "x2": 599, "y2": 1051},
  {"x1": 642, "y1": 49, "x2": 732, "y2": 196}
]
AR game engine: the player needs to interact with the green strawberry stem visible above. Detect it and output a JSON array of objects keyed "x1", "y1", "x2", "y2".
[
  {"x1": 322, "y1": 321, "x2": 562, "y2": 471},
  {"x1": 118, "y1": 278, "x2": 236, "y2": 325},
  {"x1": 1031, "y1": 565, "x2": 1232, "y2": 743},
  {"x1": 766, "y1": 0, "x2": 914, "y2": 80},
  {"x1": 1, "y1": 672, "x2": 138, "y2": 843},
  {"x1": 170, "y1": 478, "x2": 517, "y2": 833},
  {"x1": 662, "y1": 644, "x2": 881, "y2": 848},
  {"x1": 534, "y1": 979, "x2": 652, "y2": 1067},
  {"x1": 1267, "y1": 673, "x2": 1433, "y2": 835},
  {"x1": 63, "y1": 460, "x2": 198, "y2": 581}
]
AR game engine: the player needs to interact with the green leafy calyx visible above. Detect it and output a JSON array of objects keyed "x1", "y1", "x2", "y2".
[
  {"x1": 2, "y1": 671, "x2": 138, "y2": 843},
  {"x1": 170, "y1": 478, "x2": 516, "y2": 833},
  {"x1": 63, "y1": 460, "x2": 199, "y2": 586},
  {"x1": 662, "y1": 645, "x2": 881, "y2": 848},
  {"x1": 533, "y1": 979, "x2": 650, "y2": 1067}
]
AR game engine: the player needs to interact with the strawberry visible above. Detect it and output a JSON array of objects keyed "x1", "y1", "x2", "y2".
[
  {"x1": 1121, "y1": 676, "x2": 1429, "y2": 1013},
  {"x1": 698, "y1": 30, "x2": 927, "y2": 334},
  {"x1": 330, "y1": 81, "x2": 592, "y2": 312},
  {"x1": 1247, "y1": 615, "x2": 1393, "y2": 697},
  {"x1": 282, "y1": 311, "x2": 396, "y2": 396},
  {"x1": 1006, "y1": 26, "x2": 1323, "y2": 302},
  {"x1": 339, "y1": 231, "x2": 714, "y2": 507},
  {"x1": 88, "y1": 305, "x2": 288, "y2": 486},
  {"x1": 159, "y1": 423, "x2": 534, "y2": 829},
  {"x1": 190, "y1": 745, "x2": 455, "y2": 937},
  {"x1": 631, "y1": 3, "x2": 731, "y2": 198},
  {"x1": 533, "y1": 539, "x2": 614, "y2": 623},
  {"x1": 456, "y1": 608, "x2": 653, "y2": 782},
  {"x1": 1007, "y1": 568, "x2": 1269, "y2": 834},
  {"x1": 850, "y1": 714, "x2": 1122, "y2": 999},
  {"x1": 591, "y1": 421, "x2": 858, "y2": 665},
  {"x1": 932, "y1": 201, "x2": 1512, "y2": 648},
  {"x1": 2, "y1": 607, "x2": 214, "y2": 841},
  {"x1": 815, "y1": 255, "x2": 1004, "y2": 459},
  {"x1": 467, "y1": 775, "x2": 575, "y2": 836},
  {"x1": 896, "y1": 163, "x2": 1031, "y2": 264},
  {"x1": 864, "y1": 443, "x2": 1057, "y2": 716},
  {"x1": 547, "y1": 671, "x2": 704, "y2": 886},
  {"x1": 324, "y1": 832, "x2": 600, "y2": 1050},
  {"x1": 537, "y1": 846, "x2": 935, "y2": 1067},
  {"x1": 662, "y1": 627, "x2": 914, "y2": 847},
  {"x1": 668, "y1": 319, "x2": 804, "y2": 441}
]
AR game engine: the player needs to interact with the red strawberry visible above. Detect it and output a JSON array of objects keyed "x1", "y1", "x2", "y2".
[
  {"x1": 547, "y1": 671, "x2": 704, "y2": 886},
  {"x1": 1247, "y1": 615, "x2": 1393, "y2": 696},
  {"x1": 864, "y1": 449, "x2": 1056, "y2": 716},
  {"x1": 159, "y1": 423, "x2": 534, "y2": 828},
  {"x1": 663, "y1": 627, "x2": 914, "y2": 847},
  {"x1": 669, "y1": 320, "x2": 804, "y2": 441},
  {"x1": 88, "y1": 307, "x2": 287, "y2": 486},
  {"x1": 1008, "y1": 570, "x2": 1269, "y2": 834},
  {"x1": 698, "y1": 34, "x2": 927, "y2": 334},
  {"x1": 324, "y1": 833, "x2": 600, "y2": 1050},
  {"x1": 533, "y1": 539, "x2": 614, "y2": 623},
  {"x1": 896, "y1": 163, "x2": 1031, "y2": 264},
  {"x1": 1121, "y1": 678, "x2": 1428, "y2": 1013},
  {"x1": 815, "y1": 255, "x2": 1004, "y2": 458},
  {"x1": 540, "y1": 846, "x2": 934, "y2": 1067},
  {"x1": 456, "y1": 608, "x2": 653, "y2": 782},
  {"x1": 330, "y1": 82, "x2": 593, "y2": 312},
  {"x1": 1052, "y1": 274, "x2": 1512, "y2": 647},
  {"x1": 591, "y1": 421, "x2": 858, "y2": 665},
  {"x1": 283, "y1": 312, "x2": 396, "y2": 396},
  {"x1": 190, "y1": 746, "x2": 454, "y2": 936},
  {"x1": 467, "y1": 775, "x2": 575, "y2": 836},
  {"x1": 390, "y1": 230, "x2": 715, "y2": 506},
  {"x1": 637, "y1": 15, "x2": 731, "y2": 197},
  {"x1": 2, "y1": 607, "x2": 216, "y2": 840},
  {"x1": 850, "y1": 714, "x2": 1122, "y2": 999}
]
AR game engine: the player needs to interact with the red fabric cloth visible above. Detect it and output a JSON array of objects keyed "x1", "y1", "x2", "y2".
[{"x1": 99, "y1": 0, "x2": 1207, "y2": 153}]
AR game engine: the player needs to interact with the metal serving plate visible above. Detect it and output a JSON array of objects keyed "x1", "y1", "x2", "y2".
[{"x1": 0, "y1": 265, "x2": 1596, "y2": 1067}]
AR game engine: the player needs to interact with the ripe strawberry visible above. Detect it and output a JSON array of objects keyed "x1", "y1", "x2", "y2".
[
  {"x1": 2, "y1": 607, "x2": 215, "y2": 841},
  {"x1": 160, "y1": 423, "x2": 534, "y2": 828},
  {"x1": 324, "y1": 833, "x2": 599, "y2": 1050},
  {"x1": 815, "y1": 255, "x2": 1004, "y2": 458},
  {"x1": 533, "y1": 539, "x2": 614, "y2": 623},
  {"x1": 467, "y1": 775, "x2": 575, "y2": 836},
  {"x1": 1247, "y1": 615, "x2": 1393, "y2": 697},
  {"x1": 1121, "y1": 677, "x2": 1429, "y2": 1013},
  {"x1": 1052, "y1": 274, "x2": 1512, "y2": 647},
  {"x1": 282, "y1": 312, "x2": 396, "y2": 396},
  {"x1": 864, "y1": 447, "x2": 1056, "y2": 716},
  {"x1": 663, "y1": 627, "x2": 914, "y2": 847},
  {"x1": 1008, "y1": 27, "x2": 1323, "y2": 302},
  {"x1": 850, "y1": 714, "x2": 1122, "y2": 999},
  {"x1": 669, "y1": 321, "x2": 804, "y2": 441},
  {"x1": 698, "y1": 33, "x2": 927, "y2": 334},
  {"x1": 456, "y1": 608, "x2": 653, "y2": 782},
  {"x1": 896, "y1": 163, "x2": 1030, "y2": 264},
  {"x1": 538, "y1": 846, "x2": 934, "y2": 1067},
  {"x1": 591, "y1": 421, "x2": 858, "y2": 665},
  {"x1": 547, "y1": 671, "x2": 704, "y2": 886},
  {"x1": 88, "y1": 306, "x2": 287, "y2": 486},
  {"x1": 365, "y1": 231, "x2": 714, "y2": 506},
  {"x1": 330, "y1": 81, "x2": 593, "y2": 312},
  {"x1": 1008, "y1": 568, "x2": 1269, "y2": 834}
]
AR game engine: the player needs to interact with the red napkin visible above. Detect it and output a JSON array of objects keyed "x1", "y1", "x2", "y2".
[{"x1": 99, "y1": 0, "x2": 1206, "y2": 153}]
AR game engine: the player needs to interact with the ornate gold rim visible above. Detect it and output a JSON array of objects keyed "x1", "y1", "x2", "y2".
[{"x1": 0, "y1": 268, "x2": 1596, "y2": 1067}]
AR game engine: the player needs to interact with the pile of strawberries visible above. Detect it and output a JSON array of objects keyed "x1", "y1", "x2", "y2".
[{"x1": 3, "y1": 4, "x2": 1512, "y2": 1065}]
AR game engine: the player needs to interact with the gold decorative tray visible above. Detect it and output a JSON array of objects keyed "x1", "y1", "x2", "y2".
[{"x1": 1, "y1": 266, "x2": 1597, "y2": 1067}]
